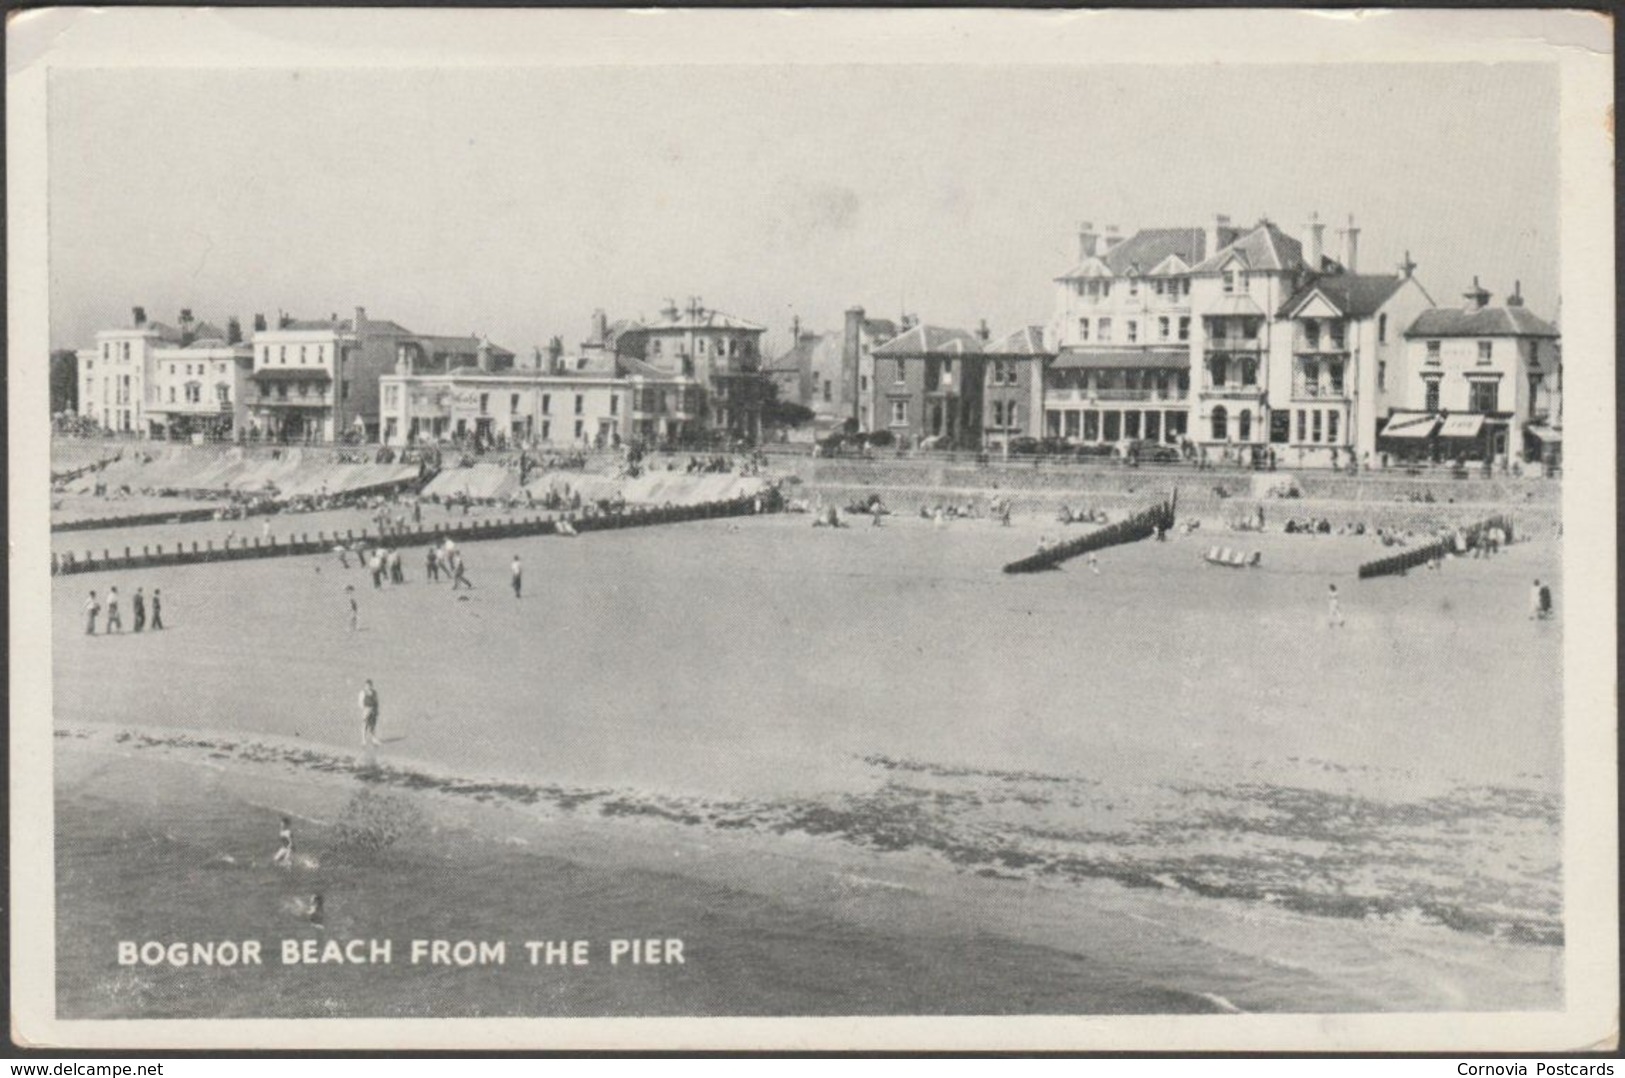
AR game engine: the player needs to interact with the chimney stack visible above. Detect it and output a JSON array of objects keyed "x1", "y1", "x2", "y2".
[
  {"x1": 791, "y1": 315, "x2": 802, "y2": 342},
  {"x1": 662, "y1": 298, "x2": 679, "y2": 321},
  {"x1": 476, "y1": 335, "x2": 492, "y2": 372},
  {"x1": 592, "y1": 308, "x2": 609, "y2": 344},
  {"x1": 976, "y1": 318, "x2": 991, "y2": 343},
  {"x1": 1463, "y1": 276, "x2": 1491, "y2": 311},
  {"x1": 1078, "y1": 220, "x2": 1099, "y2": 261},
  {"x1": 1206, "y1": 214, "x2": 1233, "y2": 259},
  {"x1": 1304, "y1": 212, "x2": 1325, "y2": 270},
  {"x1": 179, "y1": 308, "x2": 194, "y2": 326},
  {"x1": 1102, "y1": 224, "x2": 1123, "y2": 252},
  {"x1": 1339, "y1": 214, "x2": 1360, "y2": 273},
  {"x1": 132, "y1": 306, "x2": 147, "y2": 327},
  {"x1": 354, "y1": 306, "x2": 366, "y2": 335},
  {"x1": 1507, "y1": 281, "x2": 1524, "y2": 307},
  {"x1": 253, "y1": 313, "x2": 267, "y2": 333},
  {"x1": 396, "y1": 343, "x2": 414, "y2": 376}
]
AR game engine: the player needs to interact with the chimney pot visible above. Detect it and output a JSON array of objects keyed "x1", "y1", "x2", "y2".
[{"x1": 132, "y1": 306, "x2": 146, "y2": 327}]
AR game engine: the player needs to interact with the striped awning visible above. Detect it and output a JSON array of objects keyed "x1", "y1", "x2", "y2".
[
  {"x1": 1380, "y1": 413, "x2": 1438, "y2": 439},
  {"x1": 1526, "y1": 424, "x2": 1562, "y2": 443}
]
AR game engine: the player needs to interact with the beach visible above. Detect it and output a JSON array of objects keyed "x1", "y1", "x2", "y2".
[{"x1": 52, "y1": 511, "x2": 1564, "y2": 1017}]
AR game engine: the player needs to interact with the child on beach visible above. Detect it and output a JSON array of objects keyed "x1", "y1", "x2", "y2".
[
  {"x1": 1327, "y1": 584, "x2": 1345, "y2": 628},
  {"x1": 150, "y1": 588, "x2": 163, "y2": 630},
  {"x1": 359, "y1": 679, "x2": 380, "y2": 746},
  {"x1": 106, "y1": 587, "x2": 123, "y2": 633}
]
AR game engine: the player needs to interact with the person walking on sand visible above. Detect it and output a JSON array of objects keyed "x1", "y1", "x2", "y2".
[
  {"x1": 1327, "y1": 584, "x2": 1345, "y2": 628},
  {"x1": 511, "y1": 555, "x2": 522, "y2": 599},
  {"x1": 132, "y1": 587, "x2": 146, "y2": 633},
  {"x1": 370, "y1": 549, "x2": 384, "y2": 590},
  {"x1": 347, "y1": 587, "x2": 359, "y2": 632},
  {"x1": 451, "y1": 552, "x2": 474, "y2": 591},
  {"x1": 273, "y1": 816, "x2": 295, "y2": 869},
  {"x1": 1087, "y1": 551, "x2": 1101, "y2": 575},
  {"x1": 84, "y1": 590, "x2": 101, "y2": 635},
  {"x1": 425, "y1": 544, "x2": 440, "y2": 582},
  {"x1": 106, "y1": 587, "x2": 123, "y2": 633},
  {"x1": 389, "y1": 546, "x2": 404, "y2": 585},
  {"x1": 150, "y1": 588, "x2": 163, "y2": 630},
  {"x1": 1529, "y1": 579, "x2": 1543, "y2": 621},
  {"x1": 359, "y1": 679, "x2": 380, "y2": 746}
]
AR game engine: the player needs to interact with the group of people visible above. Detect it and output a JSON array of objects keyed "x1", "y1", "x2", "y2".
[{"x1": 83, "y1": 585, "x2": 163, "y2": 635}]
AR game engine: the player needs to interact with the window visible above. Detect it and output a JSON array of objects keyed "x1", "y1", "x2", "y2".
[
  {"x1": 185, "y1": 383, "x2": 201, "y2": 404},
  {"x1": 1240, "y1": 358, "x2": 1258, "y2": 387},
  {"x1": 890, "y1": 399, "x2": 908, "y2": 426},
  {"x1": 1330, "y1": 322, "x2": 1345, "y2": 350},
  {"x1": 1329, "y1": 362, "x2": 1344, "y2": 396},
  {"x1": 1078, "y1": 320, "x2": 1090, "y2": 341},
  {"x1": 1008, "y1": 403, "x2": 1018, "y2": 429},
  {"x1": 102, "y1": 344, "x2": 110, "y2": 361},
  {"x1": 1238, "y1": 410, "x2": 1252, "y2": 441},
  {"x1": 542, "y1": 393, "x2": 551, "y2": 414},
  {"x1": 1223, "y1": 269, "x2": 1237, "y2": 294},
  {"x1": 1158, "y1": 317, "x2": 1170, "y2": 341},
  {"x1": 574, "y1": 419, "x2": 585, "y2": 439},
  {"x1": 1477, "y1": 341, "x2": 1493, "y2": 364},
  {"x1": 610, "y1": 395, "x2": 619, "y2": 416},
  {"x1": 1296, "y1": 409, "x2": 1307, "y2": 441},
  {"x1": 317, "y1": 346, "x2": 325, "y2": 364},
  {"x1": 860, "y1": 375, "x2": 868, "y2": 392},
  {"x1": 342, "y1": 380, "x2": 350, "y2": 400},
  {"x1": 1178, "y1": 317, "x2": 1190, "y2": 342},
  {"x1": 991, "y1": 401, "x2": 1004, "y2": 427},
  {"x1": 1469, "y1": 381, "x2": 1499, "y2": 413},
  {"x1": 1098, "y1": 318, "x2": 1113, "y2": 343},
  {"x1": 1312, "y1": 410, "x2": 1324, "y2": 442},
  {"x1": 1424, "y1": 381, "x2": 1440, "y2": 412},
  {"x1": 299, "y1": 346, "x2": 307, "y2": 364},
  {"x1": 216, "y1": 383, "x2": 230, "y2": 404},
  {"x1": 122, "y1": 343, "x2": 130, "y2": 361},
  {"x1": 541, "y1": 420, "x2": 551, "y2": 441},
  {"x1": 1378, "y1": 314, "x2": 1388, "y2": 344},
  {"x1": 1210, "y1": 405, "x2": 1228, "y2": 441},
  {"x1": 510, "y1": 393, "x2": 521, "y2": 414},
  {"x1": 697, "y1": 338, "x2": 708, "y2": 355},
  {"x1": 168, "y1": 386, "x2": 176, "y2": 403},
  {"x1": 1327, "y1": 411, "x2": 1340, "y2": 442},
  {"x1": 280, "y1": 346, "x2": 288, "y2": 365},
  {"x1": 823, "y1": 380, "x2": 832, "y2": 403},
  {"x1": 1129, "y1": 277, "x2": 1139, "y2": 296},
  {"x1": 1377, "y1": 360, "x2": 1387, "y2": 391},
  {"x1": 651, "y1": 339, "x2": 662, "y2": 356},
  {"x1": 895, "y1": 361, "x2": 906, "y2": 384},
  {"x1": 1426, "y1": 341, "x2": 1441, "y2": 363},
  {"x1": 1127, "y1": 321, "x2": 1139, "y2": 344},
  {"x1": 1182, "y1": 278, "x2": 1191, "y2": 297},
  {"x1": 1078, "y1": 411, "x2": 1094, "y2": 440},
  {"x1": 574, "y1": 394, "x2": 585, "y2": 415},
  {"x1": 479, "y1": 393, "x2": 490, "y2": 414}
]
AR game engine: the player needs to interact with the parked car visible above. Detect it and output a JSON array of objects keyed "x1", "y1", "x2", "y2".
[{"x1": 1116, "y1": 439, "x2": 1181, "y2": 463}]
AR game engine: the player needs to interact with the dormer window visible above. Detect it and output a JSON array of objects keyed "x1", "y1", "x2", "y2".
[{"x1": 1223, "y1": 269, "x2": 1238, "y2": 294}]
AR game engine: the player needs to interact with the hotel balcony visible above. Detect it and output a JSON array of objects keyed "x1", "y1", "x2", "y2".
[
  {"x1": 1291, "y1": 380, "x2": 1349, "y2": 402},
  {"x1": 1087, "y1": 387, "x2": 1190, "y2": 403}
]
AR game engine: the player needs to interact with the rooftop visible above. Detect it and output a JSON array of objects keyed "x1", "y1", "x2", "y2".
[
  {"x1": 1407, "y1": 305, "x2": 1559, "y2": 339},
  {"x1": 1279, "y1": 273, "x2": 1413, "y2": 319},
  {"x1": 871, "y1": 324, "x2": 983, "y2": 357}
]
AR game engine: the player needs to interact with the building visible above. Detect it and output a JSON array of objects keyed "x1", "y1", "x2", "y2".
[
  {"x1": 769, "y1": 307, "x2": 898, "y2": 436},
  {"x1": 77, "y1": 307, "x2": 181, "y2": 435},
  {"x1": 981, "y1": 325, "x2": 1048, "y2": 449},
  {"x1": 248, "y1": 307, "x2": 512, "y2": 443},
  {"x1": 612, "y1": 298, "x2": 769, "y2": 443},
  {"x1": 868, "y1": 321, "x2": 986, "y2": 448},
  {"x1": 1186, "y1": 217, "x2": 1333, "y2": 456},
  {"x1": 378, "y1": 368, "x2": 628, "y2": 449},
  {"x1": 1385, "y1": 279, "x2": 1561, "y2": 465},
  {"x1": 1275, "y1": 250, "x2": 1434, "y2": 465},
  {"x1": 1045, "y1": 221, "x2": 1221, "y2": 446},
  {"x1": 145, "y1": 319, "x2": 254, "y2": 441}
]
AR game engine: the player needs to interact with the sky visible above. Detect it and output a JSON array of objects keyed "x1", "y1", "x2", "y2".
[{"x1": 48, "y1": 61, "x2": 1559, "y2": 359}]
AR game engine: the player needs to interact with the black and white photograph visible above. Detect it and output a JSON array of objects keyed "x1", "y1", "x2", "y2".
[{"x1": 7, "y1": 7, "x2": 1616, "y2": 1053}]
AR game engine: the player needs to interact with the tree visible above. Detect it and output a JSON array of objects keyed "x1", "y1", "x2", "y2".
[
  {"x1": 227, "y1": 316, "x2": 243, "y2": 344},
  {"x1": 50, "y1": 349, "x2": 77, "y2": 414},
  {"x1": 758, "y1": 380, "x2": 815, "y2": 429}
]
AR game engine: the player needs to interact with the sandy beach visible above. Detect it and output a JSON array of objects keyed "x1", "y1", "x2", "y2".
[{"x1": 52, "y1": 512, "x2": 1563, "y2": 1017}]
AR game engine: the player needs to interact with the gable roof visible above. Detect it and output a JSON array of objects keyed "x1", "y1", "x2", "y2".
[
  {"x1": 1406, "y1": 305, "x2": 1559, "y2": 339},
  {"x1": 983, "y1": 326, "x2": 1049, "y2": 356},
  {"x1": 1055, "y1": 227, "x2": 1213, "y2": 281},
  {"x1": 628, "y1": 309, "x2": 765, "y2": 334},
  {"x1": 1191, "y1": 220, "x2": 1307, "y2": 275},
  {"x1": 1279, "y1": 273, "x2": 1410, "y2": 319},
  {"x1": 773, "y1": 332, "x2": 826, "y2": 370},
  {"x1": 871, "y1": 324, "x2": 983, "y2": 357}
]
